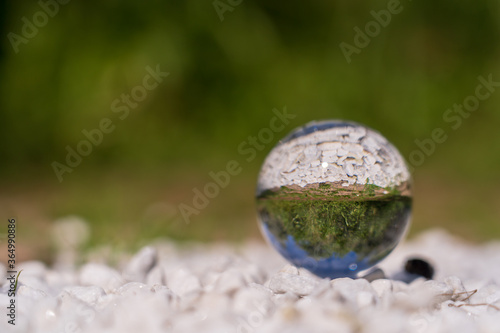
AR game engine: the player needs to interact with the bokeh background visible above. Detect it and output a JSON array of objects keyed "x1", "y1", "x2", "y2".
[{"x1": 1, "y1": 0, "x2": 500, "y2": 263}]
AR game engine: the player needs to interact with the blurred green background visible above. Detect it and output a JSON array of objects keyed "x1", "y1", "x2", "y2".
[{"x1": 1, "y1": 0, "x2": 500, "y2": 262}]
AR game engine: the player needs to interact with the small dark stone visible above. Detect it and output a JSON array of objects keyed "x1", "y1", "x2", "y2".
[
  {"x1": 360, "y1": 267, "x2": 386, "y2": 282},
  {"x1": 404, "y1": 258, "x2": 434, "y2": 280}
]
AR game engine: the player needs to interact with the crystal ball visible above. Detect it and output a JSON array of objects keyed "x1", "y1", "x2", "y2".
[{"x1": 256, "y1": 120, "x2": 412, "y2": 278}]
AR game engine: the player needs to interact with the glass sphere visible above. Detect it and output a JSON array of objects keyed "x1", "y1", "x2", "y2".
[{"x1": 256, "y1": 120, "x2": 412, "y2": 279}]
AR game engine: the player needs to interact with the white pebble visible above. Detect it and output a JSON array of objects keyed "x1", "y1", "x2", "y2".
[
  {"x1": 17, "y1": 285, "x2": 47, "y2": 299},
  {"x1": 214, "y1": 268, "x2": 247, "y2": 294},
  {"x1": 79, "y1": 263, "x2": 125, "y2": 292},
  {"x1": 357, "y1": 291, "x2": 377, "y2": 308},
  {"x1": 331, "y1": 278, "x2": 376, "y2": 306},
  {"x1": 273, "y1": 291, "x2": 300, "y2": 305},
  {"x1": 145, "y1": 265, "x2": 165, "y2": 286},
  {"x1": 18, "y1": 261, "x2": 47, "y2": 279},
  {"x1": 279, "y1": 264, "x2": 299, "y2": 275},
  {"x1": 115, "y1": 282, "x2": 151, "y2": 297},
  {"x1": 165, "y1": 268, "x2": 201, "y2": 297},
  {"x1": 62, "y1": 286, "x2": 105, "y2": 306},
  {"x1": 371, "y1": 279, "x2": 393, "y2": 298},
  {"x1": 269, "y1": 272, "x2": 318, "y2": 296},
  {"x1": 122, "y1": 246, "x2": 157, "y2": 283}
]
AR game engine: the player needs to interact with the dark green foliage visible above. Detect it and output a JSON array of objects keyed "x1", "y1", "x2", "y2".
[{"x1": 257, "y1": 184, "x2": 411, "y2": 258}]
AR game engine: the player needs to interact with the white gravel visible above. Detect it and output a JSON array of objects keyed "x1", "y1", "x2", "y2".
[
  {"x1": 256, "y1": 120, "x2": 411, "y2": 193},
  {"x1": 2, "y1": 229, "x2": 500, "y2": 333}
]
